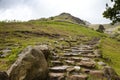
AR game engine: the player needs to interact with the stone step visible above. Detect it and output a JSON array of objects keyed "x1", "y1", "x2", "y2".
[
  {"x1": 81, "y1": 57, "x2": 91, "y2": 62},
  {"x1": 48, "y1": 72, "x2": 65, "y2": 80},
  {"x1": 82, "y1": 54, "x2": 96, "y2": 58},
  {"x1": 66, "y1": 67, "x2": 75, "y2": 73},
  {"x1": 49, "y1": 66, "x2": 70, "y2": 73},
  {"x1": 67, "y1": 74, "x2": 88, "y2": 80},
  {"x1": 67, "y1": 66, "x2": 81, "y2": 75},
  {"x1": 64, "y1": 60, "x2": 75, "y2": 65},
  {"x1": 70, "y1": 57, "x2": 82, "y2": 62},
  {"x1": 80, "y1": 50, "x2": 94, "y2": 54},
  {"x1": 63, "y1": 53, "x2": 81, "y2": 57},
  {"x1": 76, "y1": 61, "x2": 96, "y2": 69},
  {"x1": 51, "y1": 61, "x2": 63, "y2": 66},
  {"x1": 60, "y1": 57, "x2": 81, "y2": 62}
]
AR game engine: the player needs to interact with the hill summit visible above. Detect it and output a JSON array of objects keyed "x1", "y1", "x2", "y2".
[
  {"x1": 50, "y1": 12, "x2": 90, "y2": 25},
  {"x1": 38, "y1": 12, "x2": 90, "y2": 25}
]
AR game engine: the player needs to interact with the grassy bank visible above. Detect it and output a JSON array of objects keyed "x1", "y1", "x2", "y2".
[{"x1": 100, "y1": 38, "x2": 120, "y2": 75}]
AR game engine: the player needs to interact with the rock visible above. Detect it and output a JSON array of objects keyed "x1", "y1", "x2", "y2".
[
  {"x1": 74, "y1": 66, "x2": 81, "y2": 71},
  {"x1": 36, "y1": 45, "x2": 50, "y2": 60},
  {"x1": 64, "y1": 53, "x2": 80, "y2": 57},
  {"x1": 98, "y1": 61, "x2": 106, "y2": 66},
  {"x1": 103, "y1": 66, "x2": 120, "y2": 80},
  {"x1": 68, "y1": 74, "x2": 88, "y2": 80},
  {"x1": 80, "y1": 50, "x2": 93, "y2": 54},
  {"x1": 7, "y1": 45, "x2": 50, "y2": 80},
  {"x1": 90, "y1": 70, "x2": 104, "y2": 79},
  {"x1": 82, "y1": 54, "x2": 96, "y2": 58},
  {"x1": 64, "y1": 60, "x2": 74, "y2": 65},
  {"x1": 77, "y1": 61, "x2": 96, "y2": 69},
  {"x1": 51, "y1": 61, "x2": 63, "y2": 66},
  {"x1": 0, "y1": 48, "x2": 11, "y2": 58},
  {"x1": 0, "y1": 71, "x2": 9, "y2": 80},
  {"x1": 71, "y1": 57, "x2": 81, "y2": 62},
  {"x1": 59, "y1": 38, "x2": 65, "y2": 41},
  {"x1": 49, "y1": 73, "x2": 65, "y2": 80},
  {"x1": 49, "y1": 66, "x2": 69, "y2": 73},
  {"x1": 60, "y1": 57, "x2": 68, "y2": 60},
  {"x1": 81, "y1": 57, "x2": 90, "y2": 62},
  {"x1": 67, "y1": 67, "x2": 75, "y2": 73}
]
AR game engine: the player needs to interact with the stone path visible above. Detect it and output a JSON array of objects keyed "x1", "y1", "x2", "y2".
[{"x1": 48, "y1": 38, "x2": 118, "y2": 80}]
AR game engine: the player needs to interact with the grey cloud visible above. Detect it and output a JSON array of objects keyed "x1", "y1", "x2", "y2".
[
  {"x1": 0, "y1": 0, "x2": 22, "y2": 9},
  {"x1": 0, "y1": 0, "x2": 36, "y2": 9}
]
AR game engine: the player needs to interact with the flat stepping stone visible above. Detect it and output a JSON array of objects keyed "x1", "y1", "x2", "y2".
[
  {"x1": 49, "y1": 65, "x2": 70, "y2": 73},
  {"x1": 81, "y1": 57, "x2": 90, "y2": 62},
  {"x1": 51, "y1": 61, "x2": 63, "y2": 66},
  {"x1": 68, "y1": 74, "x2": 88, "y2": 80},
  {"x1": 64, "y1": 53, "x2": 80, "y2": 57},
  {"x1": 64, "y1": 60, "x2": 75, "y2": 65},
  {"x1": 80, "y1": 50, "x2": 94, "y2": 54},
  {"x1": 49, "y1": 72, "x2": 65, "y2": 80},
  {"x1": 77, "y1": 61, "x2": 96, "y2": 69},
  {"x1": 67, "y1": 67, "x2": 75, "y2": 73},
  {"x1": 82, "y1": 54, "x2": 96, "y2": 58},
  {"x1": 71, "y1": 57, "x2": 82, "y2": 62},
  {"x1": 60, "y1": 57, "x2": 69, "y2": 60}
]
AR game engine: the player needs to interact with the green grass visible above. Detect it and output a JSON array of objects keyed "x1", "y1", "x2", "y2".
[{"x1": 100, "y1": 38, "x2": 120, "y2": 75}]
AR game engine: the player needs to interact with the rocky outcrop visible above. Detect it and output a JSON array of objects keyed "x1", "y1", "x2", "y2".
[{"x1": 7, "y1": 45, "x2": 50, "y2": 80}]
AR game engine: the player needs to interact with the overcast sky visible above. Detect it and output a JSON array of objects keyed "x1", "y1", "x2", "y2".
[{"x1": 0, "y1": 0, "x2": 112, "y2": 24}]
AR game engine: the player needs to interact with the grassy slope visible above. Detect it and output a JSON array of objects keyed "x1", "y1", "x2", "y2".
[
  {"x1": 100, "y1": 38, "x2": 120, "y2": 75},
  {"x1": 0, "y1": 21, "x2": 120, "y2": 76},
  {"x1": 0, "y1": 21, "x2": 104, "y2": 70}
]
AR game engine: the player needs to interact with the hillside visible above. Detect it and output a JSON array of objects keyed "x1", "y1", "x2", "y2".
[{"x1": 0, "y1": 14, "x2": 120, "y2": 77}]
